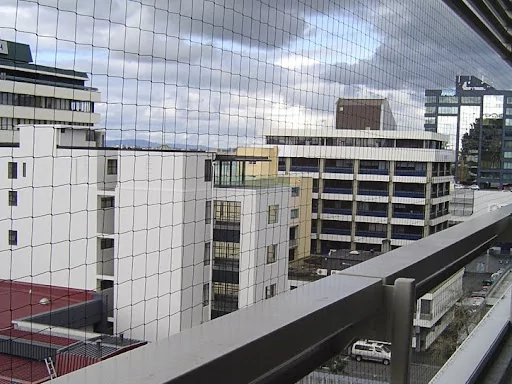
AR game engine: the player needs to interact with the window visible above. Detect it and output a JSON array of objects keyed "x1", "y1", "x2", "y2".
[
  {"x1": 265, "y1": 283, "x2": 276, "y2": 299},
  {"x1": 506, "y1": 119, "x2": 512, "y2": 126},
  {"x1": 204, "y1": 242, "x2": 211, "y2": 265},
  {"x1": 100, "y1": 238, "x2": 114, "y2": 249},
  {"x1": 101, "y1": 197, "x2": 115, "y2": 208},
  {"x1": 85, "y1": 130, "x2": 96, "y2": 141},
  {"x1": 8, "y1": 191, "x2": 17, "y2": 206},
  {"x1": 425, "y1": 117, "x2": 436, "y2": 125},
  {"x1": 203, "y1": 283, "x2": 210, "y2": 306},
  {"x1": 425, "y1": 106, "x2": 436, "y2": 114},
  {"x1": 106, "y1": 159, "x2": 118, "y2": 175},
  {"x1": 8, "y1": 230, "x2": 17, "y2": 246},
  {"x1": 267, "y1": 244, "x2": 277, "y2": 264},
  {"x1": 268, "y1": 205, "x2": 279, "y2": 224},
  {"x1": 204, "y1": 159, "x2": 212, "y2": 182},
  {"x1": 461, "y1": 96, "x2": 482, "y2": 104},
  {"x1": 439, "y1": 96, "x2": 458, "y2": 104},
  {"x1": 438, "y1": 106, "x2": 458, "y2": 115},
  {"x1": 426, "y1": 96, "x2": 437, "y2": 103},
  {"x1": 214, "y1": 201, "x2": 241, "y2": 222},
  {"x1": 290, "y1": 208, "x2": 299, "y2": 219},
  {"x1": 506, "y1": 108, "x2": 512, "y2": 116},
  {"x1": 505, "y1": 152, "x2": 512, "y2": 159},
  {"x1": 8, "y1": 162, "x2": 17, "y2": 179},
  {"x1": 213, "y1": 242, "x2": 240, "y2": 259},
  {"x1": 205, "y1": 201, "x2": 212, "y2": 224},
  {"x1": 291, "y1": 187, "x2": 300, "y2": 197},
  {"x1": 507, "y1": 97, "x2": 512, "y2": 104},
  {"x1": 22, "y1": 163, "x2": 26, "y2": 177}
]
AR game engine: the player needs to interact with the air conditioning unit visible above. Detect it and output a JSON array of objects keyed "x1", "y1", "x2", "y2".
[
  {"x1": 316, "y1": 268, "x2": 328, "y2": 276},
  {"x1": 331, "y1": 270, "x2": 343, "y2": 275}
]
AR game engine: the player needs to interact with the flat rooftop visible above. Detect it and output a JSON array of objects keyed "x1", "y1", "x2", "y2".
[{"x1": 0, "y1": 280, "x2": 95, "y2": 329}]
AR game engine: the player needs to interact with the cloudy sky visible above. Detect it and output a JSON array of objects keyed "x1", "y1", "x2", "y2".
[{"x1": 1, "y1": 0, "x2": 511, "y2": 148}]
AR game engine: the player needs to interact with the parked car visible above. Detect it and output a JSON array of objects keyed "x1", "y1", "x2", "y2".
[
  {"x1": 351, "y1": 340, "x2": 391, "y2": 365},
  {"x1": 470, "y1": 184, "x2": 480, "y2": 190}
]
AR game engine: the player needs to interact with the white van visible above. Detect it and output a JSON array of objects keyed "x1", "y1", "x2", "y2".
[{"x1": 351, "y1": 340, "x2": 391, "y2": 365}]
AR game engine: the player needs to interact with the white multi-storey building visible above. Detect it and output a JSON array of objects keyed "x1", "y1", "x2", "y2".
[
  {"x1": 265, "y1": 127, "x2": 455, "y2": 253},
  {"x1": 1, "y1": 124, "x2": 213, "y2": 342},
  {"x1": 413, "y1": 268, "x2": 464, "y2": 351},
  {"x1": 0, "y1": 39, "x2": 100, "y2": 129},
  {"x1": 211, "y1": 159, "x2": 290, "y2": 319}
]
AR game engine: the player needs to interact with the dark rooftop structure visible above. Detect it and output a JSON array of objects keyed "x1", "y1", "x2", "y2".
[
  {"x1": 0, "y1": 39, "x2": 94, "y2": 90},
  {"x1": 288, "y1": 250, "x2": 383, "y2": 283}
]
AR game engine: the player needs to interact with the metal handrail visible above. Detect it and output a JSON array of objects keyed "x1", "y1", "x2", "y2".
[{"x1": 52, "y1": 204, "x2": 512, "y2": 384}]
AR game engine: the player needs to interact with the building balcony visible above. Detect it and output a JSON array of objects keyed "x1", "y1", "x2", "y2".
[
  {"x1": 393, "y1": 190, "x2": 425, "y2": 198},
  {"x1": 391, "y1": 233, "x2": 423, "y2": 240},
  {"x1": 419, "y1": 313, "x2": 433, "y2": 321},
  {"x1": 322, "y1": 208, "x2": 352, "y2": 215},
  {"x1": 290, "y1": 165, "x2": 319, "y2": 173},
  {"x1": 324, "y1": 167, "x2": 353, "y2": 174},
  {"x1": 65, "y1": 204, "x2": 512, "y2": 384},
  {"x1": 359, "y1": 168, "x2": 389, "y2": 175},
  {"x1": 355, "y1": 230, "x2": 386, "y2": 238},
  {"x1": 393, "y1": 211, "x2": 425, "y2": 220},
  {"x1": 321, "y1": 228, "x2": 351, "y2": 236},
  {"x1": 322, "y1": 187, "x2": 352, "y2": 194},
  {"x1": 357, "y1": 210, "x2": 387, "y2": 217},
  {"x1": 359, "y1": 189, "x2": 388, "y2": 197},
  {"x1": 395, "y1": 169, "x2": 427, "y2": 177}
]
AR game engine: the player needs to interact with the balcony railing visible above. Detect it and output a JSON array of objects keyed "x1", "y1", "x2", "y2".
[
  {"x1": 393, "y1": 211, "x2": 425, "y2": 220},
  {"x1": 321, "y1": 228, "x2": 351, "y2": 236},
  {"x1": 58, "y1": 205, "x2": 512, "y2": 384},
  {"x1": 430, "y1": 209, "x2": 449, "y2": 219},
  {"x1": 419, "y1": 313, "x2": 433, "y2": 321},
  {"x1": 357, "y1": 210, "x2": 387, "y2": 217},
  {"x1": 355, "y1": 230, "x2": 387, "y2": 238},
  {"x1": 322, "y1": 187, "x2": 352, "y2": 194},
  {"x1": 395, "y1": 169, "x2": 427, "y2": 176},
  {"x1": 290, "y1": 165, "x2": 319, "y2": 172},
  {"x1": 322, "y1": 207, "x2": 352, "y2": 215},
  {"x1": 391, "y1": 233, "x2": 423, "y2": 240},
  {"x1": 358, "y1": 189, "x2": 388, "y2": 196},
  {"x1": 324, "y1": 167, "x2": 353, "y2": 174},
  {"x1": 393, "y1": 190, "x2": 425, "y2": 198},
  {"x1": 359, "y1": 168, "x2": 389, "y2": 175}
]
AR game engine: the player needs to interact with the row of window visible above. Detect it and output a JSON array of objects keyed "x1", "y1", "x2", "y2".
[
  {"x1": 426, "y1": 96, "x2": 512, "y2": 105},
  {"x1": 0, "y1": 118, "x2": 92, "y2": 130},
  {"x1": 206, "y1": 201, "x2": 280, "y2": 225},
  {"x1": 267, "y1": 136, "x2": 445, "y2": 149},
  {"x1": 0, "y1": 92, "x2": 94, "y2": 112}
]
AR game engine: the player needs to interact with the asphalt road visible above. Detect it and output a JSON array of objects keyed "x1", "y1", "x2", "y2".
[{"x1": 319, "y1": 356, "x2": 441, "y2": 384}]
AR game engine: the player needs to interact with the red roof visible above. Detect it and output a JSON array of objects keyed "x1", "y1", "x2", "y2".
[
  {"x1": 0, "y1": 354, "x2": 49, "y2": 383},
  {"x1": 0, "y1": 280, "x2": 95, "y2": 329}
]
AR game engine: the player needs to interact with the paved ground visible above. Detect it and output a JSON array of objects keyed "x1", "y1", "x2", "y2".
[{"x1": 318, "y1": 357, "x2": 441, "y2": 384}]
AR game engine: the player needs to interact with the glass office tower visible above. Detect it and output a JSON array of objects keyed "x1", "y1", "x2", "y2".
[{"x1": 425, "y1": 76, "x2": 512, "y2": 187}]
